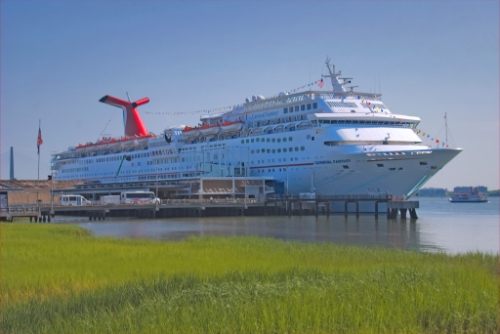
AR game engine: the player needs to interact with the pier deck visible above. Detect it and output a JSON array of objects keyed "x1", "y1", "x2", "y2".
[{"x1": 2, "y1": 195, "x2": 419, "y2": 221}]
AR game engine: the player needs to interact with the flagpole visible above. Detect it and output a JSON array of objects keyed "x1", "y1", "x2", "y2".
[{"x1": 37, "y1": 119, "x2": 40, "y2": 205}]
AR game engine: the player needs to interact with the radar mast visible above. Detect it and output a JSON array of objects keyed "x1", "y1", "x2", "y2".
[{"x1": 322, "y1": 57, "x2": 352, "y2": 93}]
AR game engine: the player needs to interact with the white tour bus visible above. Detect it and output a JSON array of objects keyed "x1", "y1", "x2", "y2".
[
  {"x1": 120, "y1": 191, "x2": 158, "y2": 205},
  {"x1": 58, "y1": 195, "x2": 92, "y2": 206}
]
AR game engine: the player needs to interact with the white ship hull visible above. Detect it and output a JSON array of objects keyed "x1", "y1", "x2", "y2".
[{"x1": 51, "y1": 128, "x2": 460, "y2": 198}]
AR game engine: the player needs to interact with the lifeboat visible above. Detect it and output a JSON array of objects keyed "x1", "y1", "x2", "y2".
[
  {"x1": 220, "y1": 120, "x2": 244, "y2": 133},
  {"x1": 182, "y1": 126, "x2": 200, "y2": 138},
  {"x1": 199, "y1": 124, "x2": 220, "y2": 136}
]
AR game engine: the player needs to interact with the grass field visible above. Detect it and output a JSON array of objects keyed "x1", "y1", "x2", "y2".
[{"x1": 2, "y1": 223, "x2": 498, "y2": 333}]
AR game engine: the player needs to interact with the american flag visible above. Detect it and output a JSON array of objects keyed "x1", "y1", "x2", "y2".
[{"x1": 37, "y1": 125, "x2": 43, "y2": 154}]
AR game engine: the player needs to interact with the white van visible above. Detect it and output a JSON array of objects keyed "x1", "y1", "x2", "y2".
[{"x1": 58, "y1": 195, "x2": 92, "y2": 206}]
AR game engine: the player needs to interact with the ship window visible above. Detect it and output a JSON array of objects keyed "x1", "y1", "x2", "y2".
[
  {"x1": 283, "y1": 148, "x2": 287, "y2": 152},
  {"x1": 256, "y1": 138, "x2": 260, "y2": 142},
  {"x1": 284, "y1": 107, "x2": 288, "y2": 113},
  {"x1": 345, "y1": 120, "x2": 352, "y2": 124},
  {"x1": 420, "y1": 162, "x2": 428, "y2": 165},
  {"x1": 331, "y1": 120, "x2": 338, "y2": 124},
  {"x1": 289, "y1": 147, "x2": 293, "y2": 152},
  {"x1": 266, "y1": 138, "x2": 270, "y2": 142},
  {"x1": 343, "y1": 165, "x2": 349, "y2": 169},
  {"x1": 289, "y1": 137, "x2": 293, "y2": 141},
  {"x1": 295, "y1": 147, "x2": 299, "y2": 151},
  {"x1": 431, "y1": 166, "x2": 437, "y2": 169},
  {"x1": 251, "y1": 139, "x2": 254, "y2": 143},
  {"x1": 307, "y1": 104, "x2": 311, "y2": 110},
  {"x1": 277, "y1": 138, "x2": 281, "y2": 143},
  {"x1": 377, "y1": 164, "x2": 384, "y2": 167},
  {"x1": 301, "y1": 146, "x2": 305, "y2": 151},
  {"x1": 272, "y1": 149, "x2": 276, "y2": 153},
  {"x1": 278, "y1": 148, "x2": 281, "y2": 153},
  {"x1": 313, "y1": 102, "x2": 318, "y2": 109},
  {"x1": 283, "y1": 137, "x2": 287, "y2": 142},
  {"x1": 295, "y1": 106, "x2": 299, "y2": 112},
  {"x1": 301, "y1": 105, "x2": 305, "y2": 111},
  {"x1": 389, "y1": 168, "x2": 396, "y2": 171}
]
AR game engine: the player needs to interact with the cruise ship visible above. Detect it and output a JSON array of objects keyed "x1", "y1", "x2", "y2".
[{"x1": 51, "y1": 60, "x2": 462, "y2": 198}]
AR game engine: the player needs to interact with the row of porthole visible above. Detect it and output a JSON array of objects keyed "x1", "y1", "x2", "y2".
[
  {"x1": 242, "y1": 136, "x2": 294, "y2": 144},
  {"x1": 251, "y1": 147, "x2": 305, "y2": 154},
  {"x1": 61, "y1": 167, "x2": 89, "y2": 173},
  {"x1": 284, "y1": 103, "x2": 318, "y2": 113}
]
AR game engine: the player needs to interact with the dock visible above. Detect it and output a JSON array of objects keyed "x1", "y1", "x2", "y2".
[{"x1": 2, "y1": 194, "x2": 418, "y2": 222}]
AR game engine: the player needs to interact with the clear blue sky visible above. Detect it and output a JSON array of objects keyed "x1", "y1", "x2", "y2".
[{"x1": 1, "y1": 1, "x2": 498, "y2": 190}]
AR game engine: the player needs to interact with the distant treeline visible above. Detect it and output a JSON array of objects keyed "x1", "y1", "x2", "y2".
[{"x1": 487, "y1": 189, "x2": 499, "y2": 197}]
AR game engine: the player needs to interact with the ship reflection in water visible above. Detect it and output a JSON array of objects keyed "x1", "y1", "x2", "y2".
[
  {"x1": 77, "y1": 216, "x2": 428, "y2": 250},
  {"x1": 66, "y1": 197, "x2": 499, "y2": 254},
  {"x1": 84, "y1": 215, "x2": 420, "y2": 249}
]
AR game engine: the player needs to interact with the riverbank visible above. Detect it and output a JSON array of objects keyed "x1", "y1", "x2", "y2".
[{"x1": 2, "y1": 224, "x2": 498, "y2": 333}]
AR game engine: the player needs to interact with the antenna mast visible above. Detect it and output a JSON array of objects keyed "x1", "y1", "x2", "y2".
[
  {"x1": 322, "y1": 57, "x2": 346, "y2": 92},
  {"x1": 445, "y1": 112, "x2": 448, "y2": 146}
]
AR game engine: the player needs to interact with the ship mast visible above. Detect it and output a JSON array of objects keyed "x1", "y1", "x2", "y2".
[
  {"x1": 445, "y1": 112, "x2": 448, "y2": 146},
  {"x1": 322, "y1": 57, "x2": 352, "y2": 93}
]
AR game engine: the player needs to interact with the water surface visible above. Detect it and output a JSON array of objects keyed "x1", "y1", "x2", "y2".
[{"x1": 56, "y1": 197, "x2": 498, "y2": 254}]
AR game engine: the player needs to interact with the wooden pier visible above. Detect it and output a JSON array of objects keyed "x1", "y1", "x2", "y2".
[{"x1": 2, "y1": 194, "x2": 418, "y2": 222}]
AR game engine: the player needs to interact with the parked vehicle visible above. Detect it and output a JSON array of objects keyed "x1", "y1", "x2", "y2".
[
  {"x1": 120, "y1": 191, "x2": 157, "y2": 205},
  {"x1": 100, "y1": 195, "x2": 120, "y2": 206},
  {"x1": 58, "y1": 195, "x2": 91, "y2": 206}
]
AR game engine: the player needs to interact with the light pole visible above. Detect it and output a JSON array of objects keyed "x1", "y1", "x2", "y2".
[
  {"x1": 50, "y1": 171, "x2": 54, "y2": 216},
  {"x1": 155, "y1": 166, "x2": 159, "y2": 201}
]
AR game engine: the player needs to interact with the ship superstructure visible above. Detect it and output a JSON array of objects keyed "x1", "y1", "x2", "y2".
[{"x1": 51, "y1": 60, "x2": 462, "y2": 198}]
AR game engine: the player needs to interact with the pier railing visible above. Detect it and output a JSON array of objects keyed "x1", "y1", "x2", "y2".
[
  {"x1": 268, "y1": 194, "x2": 394, "y2": 202},
  {"x1": 0, "y1": 204, "x2": 40, "y2": 213}
]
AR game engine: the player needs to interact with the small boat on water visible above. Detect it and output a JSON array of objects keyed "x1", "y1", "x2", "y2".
[{"x1": 449, "y1": 187, "x2": 488, "y2": 203}]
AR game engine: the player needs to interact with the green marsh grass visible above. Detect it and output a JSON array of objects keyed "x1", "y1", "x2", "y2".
[{"x1": 2, "y1": 223, "x2": 498, "y2": 333}]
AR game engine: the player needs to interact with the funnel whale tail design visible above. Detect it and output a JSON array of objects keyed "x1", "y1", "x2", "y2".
[{"x1": 99, "y1": 95, "x2": 149, "y2": 137}]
